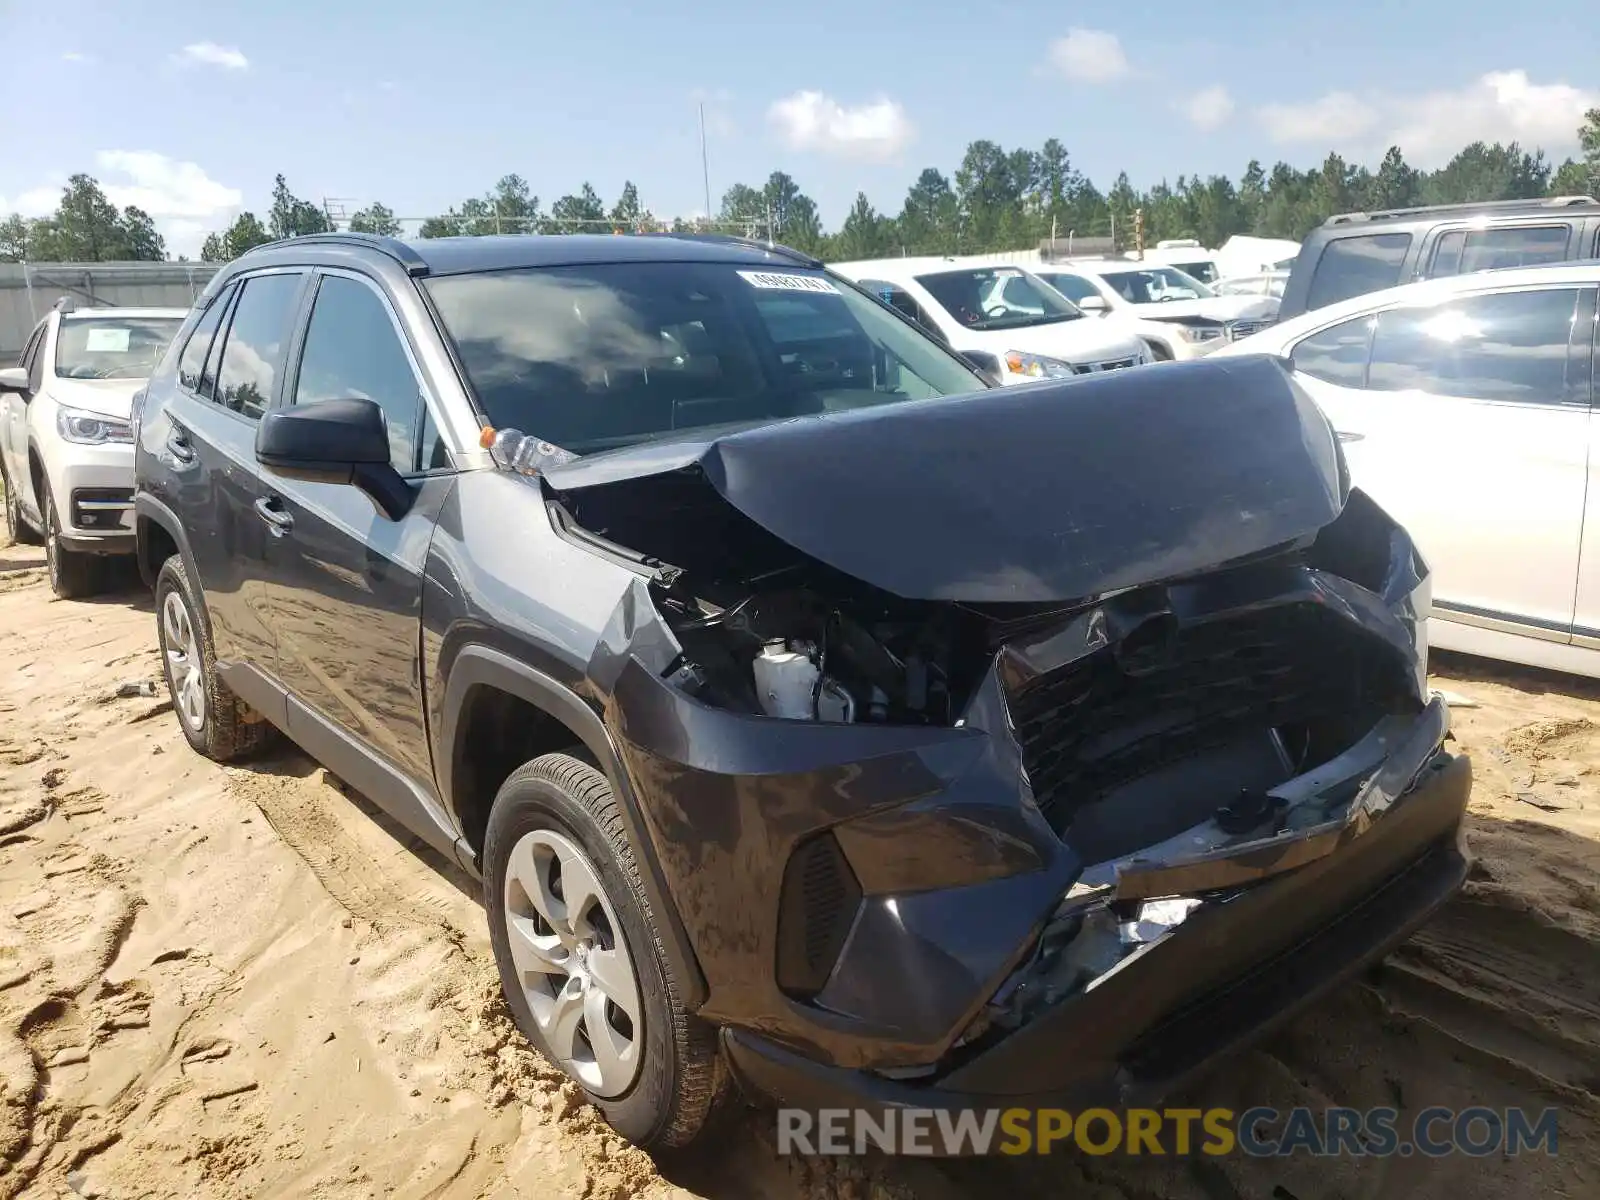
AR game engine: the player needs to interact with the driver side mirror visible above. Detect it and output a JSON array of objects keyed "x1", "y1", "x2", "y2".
[
  {"x1": 255, "y1": 397, "x2": 412, "y2": 520},
  {"x1": 1076, "y1": 295, "x2": 1109, "y2": 314},
  {"x1": 0, "y1": 367, "x2": 29, "y2": 393}
]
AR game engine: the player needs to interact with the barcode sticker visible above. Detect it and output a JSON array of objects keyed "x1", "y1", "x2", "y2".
[{"x1": 738, "y1": 270, "x2": 839, "y2": 294}]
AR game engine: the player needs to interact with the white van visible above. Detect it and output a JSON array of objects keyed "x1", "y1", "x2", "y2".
[{"x1": 830, "y1": 257, "x2": 1149, "y2": 383}]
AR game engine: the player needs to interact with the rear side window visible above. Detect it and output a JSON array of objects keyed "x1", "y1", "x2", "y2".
[
  {"x1": 214, "y1": 273, "x2": 304, "y2": 419},
  {"x1": 179, "y1": 284, "x2": 235, "y2": 394},
  {"x1": 1368, "y1": 287, "x2": 1584, "y2": 405},
  {"x1": 1306, "y1": 234, "x2": 1413, "y2": 311},
  {"x1": 1427, "y1": 225, "x2": 1569, "y2": 279},
  {"x1": 1290, "y1": 315, "x2": 1373, "y2": 387}
]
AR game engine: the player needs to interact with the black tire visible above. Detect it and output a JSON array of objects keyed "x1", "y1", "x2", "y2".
[
  {"x1": 154, "y1": 554, "x2": 275, "y2": 762},
  {"x1": 484, "y1": 753, "x2": 725, "y2": 1149},
  {"x1": 42, "y1": 483, "x2": 100, "y2": 599},
  {"x1": 2, "y1": 466, "x2": 42, "y2": 547}
]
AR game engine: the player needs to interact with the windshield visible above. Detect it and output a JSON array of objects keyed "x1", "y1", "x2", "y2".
[
  {"x1": 424, "y1": 262, "x2": 987, "y2": 455},
  {"x1": 913, "y1": 267, "x2": 1084, "y2": 331},
  {"x1": 1098, "y1": 266, "x2": 1215, "y2": 304},
  {"x1": 54, "y1": 316, "x2": 183, "y2": 380}
]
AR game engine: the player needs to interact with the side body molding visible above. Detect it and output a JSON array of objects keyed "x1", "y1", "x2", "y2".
[{"x1": 439, "y1": 644, "x2": 709, "y2": 1009}]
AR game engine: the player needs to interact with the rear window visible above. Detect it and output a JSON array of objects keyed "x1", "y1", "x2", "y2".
[
  {"x1": 424, "y1": 262, "x2": 985, "y2": 455},
  {"x1": 1306, "y1": 233, "x2": 1413, "y2": 312},
  {"x1": 1426, "y1": 224, "x2": 1570, "y2": 279}
]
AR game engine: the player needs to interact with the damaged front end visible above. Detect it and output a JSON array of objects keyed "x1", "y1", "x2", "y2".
[{"x1": 537, "y1": 355, "x2": 1469, "y2": 1105}]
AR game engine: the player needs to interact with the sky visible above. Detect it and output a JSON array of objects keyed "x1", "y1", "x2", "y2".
[{"x1": 1, "y1": 0, "x2": 1597, "y2": 257}]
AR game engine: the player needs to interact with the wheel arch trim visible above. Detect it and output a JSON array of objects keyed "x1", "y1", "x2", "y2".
[{"x1": 440, "y1": 644, "x2": 708, "y2": 1009}]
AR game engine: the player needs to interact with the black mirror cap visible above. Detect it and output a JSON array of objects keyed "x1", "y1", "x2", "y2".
[
  {"x1": 958, "y1": 350, "x2": 1003, "y2": 388},
  {"x1": 255, "y1": 397, "x2": 390, "y2": 483}
]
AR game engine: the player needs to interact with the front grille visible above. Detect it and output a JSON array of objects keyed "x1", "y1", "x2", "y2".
[
  {"x1": 1073, "y1": 356, "x2": 1139, "y2": 374},
  {"x1": 1227, "y1": 319, "x2": 1275, "y2": 341},
  {"x1": 1007, "y1": 602, "x2": 1399, "y2": 834},
  {"x1": 775, "y1": 831, "x2": 862, "y2": 999},
  {"x1": 70, "y1": 488, "x2": 134, "y2": 530}
]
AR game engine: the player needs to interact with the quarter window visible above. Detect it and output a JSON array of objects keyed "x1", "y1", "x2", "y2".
[
  {"x1": 215, "y1": 274, "x2": 303, "y2": 419},
  {"x1": 1306, "y1": 233, "x2": 1413, "y2": 311},
  {"x1": 1290, "y1": 315, "x2": 1373, "y2": 388},
  {"x1": 1368, "y1": 288, "x2": 1583, "y2": 405},
  {"x1": 293, "y1": 275, "x2": 424, "y2": 473},
  {"x1": 179, "y1": 285, "x2": 235, "y2": 395},
  {"x1": 1427, "y1": 225, "x2": 1569, "y2": 279}
]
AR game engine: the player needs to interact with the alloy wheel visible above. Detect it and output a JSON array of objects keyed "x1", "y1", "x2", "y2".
[
  {"x1": 502, "y1": 828, "x2": 643, "y2": 1098},
  {"x1": 162, "y1": 590, "x2": 206, "y2": 733}
]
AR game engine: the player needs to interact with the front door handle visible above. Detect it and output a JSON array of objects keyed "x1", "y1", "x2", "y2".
[
  {"x1": 1336, "y1": 430, "x2": 1365, "y2": 443},
  {"x1": 253, "y1": 496, "x2": 294, "y2": 536}
]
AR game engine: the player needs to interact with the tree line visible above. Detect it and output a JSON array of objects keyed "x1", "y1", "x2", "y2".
[{"x1": 3, "y1": 109, "x2": 1597, "y2": 266}]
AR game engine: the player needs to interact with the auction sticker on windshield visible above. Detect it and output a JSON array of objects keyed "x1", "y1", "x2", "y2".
[{"x1": 738, "y1": 271, "x2": 839, "y2": 294}]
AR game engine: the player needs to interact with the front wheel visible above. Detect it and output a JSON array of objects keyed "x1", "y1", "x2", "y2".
[
  {"x1": 484, "y1": 753, "x2": 726, "y2": 1149},
  {"x1": 43, "y1": 484, "x2": 100, "y2": 599}
]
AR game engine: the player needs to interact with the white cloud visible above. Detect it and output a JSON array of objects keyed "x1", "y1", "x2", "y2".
[
  {"x1": 61, "y1": 52, "x2": 93, "y2": 64},
  {"x1": 767, "y1": 91, "x2": 914, "y2": 160},
  {"x1": 0, "y1": 184, "x2": 63, "y2": 219},
  {"x1": 1046, "y1": 29, "x2": 1130, "y2": 84},
  {"x1": 1257, "y1": 70, "x2": 1599, "y2": 167},
  {"x1": 1182, "y1": 85, "x2": 1236, "y2": 131},
  {"x1": 176, "y1": 42, "x2": 249, "y2": 70}
]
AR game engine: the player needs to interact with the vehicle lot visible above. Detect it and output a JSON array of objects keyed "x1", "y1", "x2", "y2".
[{"x1": 2, "y1": 543, "x2": 1598, "y2": 1199}]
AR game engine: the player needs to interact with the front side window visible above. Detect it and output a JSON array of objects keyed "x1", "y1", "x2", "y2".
[
  {"x1": 179, "y1": 285, "x2": 236, "y2": 395},
  {"x1": 914, "y1": 267, "x2": 1084, "y2": 331},
  {"x1": 1427, "y1": 224, "x2": 1569, "y2": 279},
  {"x1": 215, "y1": 273, "x2": 304, "y2": 419},
  {"x1": 1036, "y1": 272, "x2": 1106, "y2": 306},
  {"x1": 54, "y1": 316, "x2": 183, "y2": 381},
  {"x1": 1368, "y1": 287, "x2": 1584, "y2": 405},
  {"x1": 1096, "y1": 266, "x2": 1213, "y2": 304},
  {"x1": 294, "y1": 275, "x2": 424, "y2": 473},
  {"x1": 858, "y1": 279, "x2": 945, "y2": 341},
  {"x1": 424, "y1": 262, "x2": 986, "y2": 455},
  {"x1": 1306, "y1": 233, "x2": 1413, "y2": 312},
  {"x1": 1290, "y1": 315, "x2": 1374, "y2": 388}
]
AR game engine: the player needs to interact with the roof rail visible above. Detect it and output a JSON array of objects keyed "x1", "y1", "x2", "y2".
[
  {"x1": 244, "y1": 231, "x2": 431, "y2": 276},
  {"x1": 646, "y1": 232, "x2": 823, "y2": 268},
  {"x1": 1324, "y1": 195, "x2": 1599, "y2": 226}
]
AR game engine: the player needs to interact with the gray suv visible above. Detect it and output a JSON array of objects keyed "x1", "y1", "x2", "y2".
[{"x1": 130, "y1": 231, "x2": 1470, "y2": 1151}]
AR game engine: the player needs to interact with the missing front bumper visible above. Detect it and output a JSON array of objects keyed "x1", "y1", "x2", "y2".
[{"x1": 723, "y1": 741, "x2": 1470, "y2": 1120}]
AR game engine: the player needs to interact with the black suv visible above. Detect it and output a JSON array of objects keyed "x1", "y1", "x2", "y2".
[
  {"x1": 132, "y1": 231, "x2": 1471, "y2": 1149},
  {"x1": 1279, "y1": 194, "x2": 1600, "y2": 320}
]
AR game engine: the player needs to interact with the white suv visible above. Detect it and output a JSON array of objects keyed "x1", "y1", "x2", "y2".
[{"x1": 1, "y1": 301, "x2": 187, "y2": 597}]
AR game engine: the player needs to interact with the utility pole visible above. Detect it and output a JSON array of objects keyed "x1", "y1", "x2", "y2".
[{"x1": 699, "y1": 102, "x2": 712, "y2": 226}]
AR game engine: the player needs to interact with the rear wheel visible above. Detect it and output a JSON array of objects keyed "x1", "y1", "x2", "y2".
[
  {"x1": 43, "y1": 484, "x2": 100, "y2": 599},
  {"x1": 3, "y1": 466, "x2": 42, "y2": 546},
  {"x1": 484, "y1": 753, "x2": 726, "y2": 1149},
  {"x1": 154, "y1": 555, "x2": 274, "y2": 761}
]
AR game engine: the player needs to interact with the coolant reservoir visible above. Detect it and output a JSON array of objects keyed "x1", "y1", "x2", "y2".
[{"x1": 752, "y1": 641, "x2": 820, "y2": 720}]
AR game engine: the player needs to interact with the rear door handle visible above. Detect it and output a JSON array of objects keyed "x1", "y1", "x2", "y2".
[
  {"x1": 253, "y1": 496, "x2": 294, "y2": 536},
  {"x1": 166, "y1": 426, "x2": 196, "y2": 464}
]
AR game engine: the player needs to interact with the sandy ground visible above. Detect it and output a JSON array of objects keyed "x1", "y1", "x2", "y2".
[{"x1": 1, "y1": 540, "x2": 1598, "y2": 1200}]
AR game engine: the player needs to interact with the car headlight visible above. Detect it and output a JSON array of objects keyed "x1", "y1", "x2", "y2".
[
  {"x1": 56, "y1": 405, "x2": 133, "y2": 445},
  {"x1": 1173, "y1": 324, "x2": 1226, "y2": 344},
  {"x1": 1003, "y1": 350, "x2": 1077, "y2": 379}
]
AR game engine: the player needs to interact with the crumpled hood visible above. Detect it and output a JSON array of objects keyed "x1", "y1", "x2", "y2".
[
  {"x1": 541, "y1": 354, "x2": 1345, "y2": 604},
  {"x1": 48, "y1": 378, "x2": 145, "y2": 420}
]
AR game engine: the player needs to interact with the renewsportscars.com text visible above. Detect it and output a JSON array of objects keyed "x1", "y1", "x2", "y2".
[{"x1": 777, "y1": 1106, "x2": 1560, "y2": 1158}]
